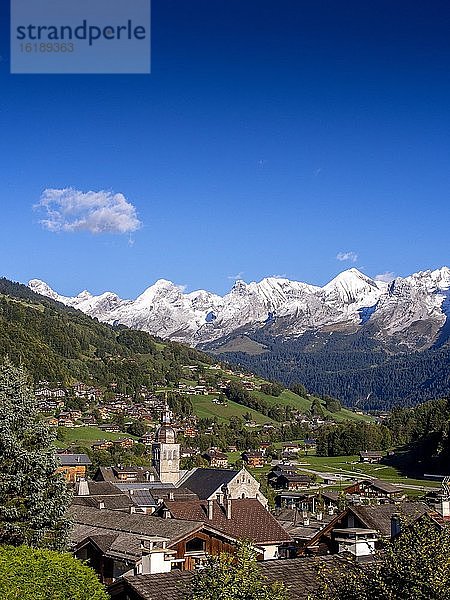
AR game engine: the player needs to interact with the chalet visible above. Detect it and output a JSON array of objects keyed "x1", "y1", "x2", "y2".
[
  {"x1": 258, "y1": 442, "x2": 271, "y2": 455},
  {"x1": 112, "y1": 437, "x2": 135, "y2": 450},
  {"x1": 202, "y1": 449, "x2": 228, "y2": 469},
  {"x1": 282, "y1": 442, "x2": 301, "y2": 454},
  {"x1": 92, "y1": 440, "x2": 114, "y2": 451},
  {"x1": 298, "y1": 502, "x2": 432, "y2": 556},
  {"x1": 71, "y1": 505, "x2": 243, "y2": 581},
  {"x1": 98, "y1": 424, "x2": 121, "y2": 433},
  {"x1": 183, "y1": 427, "x2": 198, "y2": 438},
  {"x1": 275, "y1": 474, "x2": 314, "y2": 490},
  {"x1": 155, "y1": 494, "x2": 292, "y2": 560},
  {"x1": 181, "y1": 447, "x2": 199, "y2": 459},
  {"x1": 359, "y1": 451, "x2": 383, "y2": 464},
  {"x1": 339, "y1": 503, "x2": 431, "y2": 540},
  {"x1": 268, "y1": 464, "x2": 301, "y2": 489},
  {"x1": 94, "y1": 465, "x2": 159, "y2": 484},
  {"x1": 241, "y1": 450, "x2": 265, "y2": 468},
  {"x1": 55, "y1": 453, "x2": 91, "y2": 482},
  {"x1": 344, "y1": 479, "x2": 406, "y2": 503},
  {"x1": 108, "y1": 555, "x2": 352, "y2": 600},
  {"x1": 178, "y1": 467, "x2": 267, "y2": 506}
]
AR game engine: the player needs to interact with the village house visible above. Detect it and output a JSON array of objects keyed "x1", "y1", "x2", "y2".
[
  {"x1": 203, "y1": 449, "x2": 229, "y2": 469},
  {"x1": 94, "y1": 465, "x2": 159, "y2": 484},
  {"x1": 271, "y1": 472, "x2": 314, "y2": 491},
  {"x1": 359, "y1": 450, "x2": 384, "y2": 464},
  {"x1": 112, "y1": 437, "x2": 135, "y2": 450},
  {"x1": 70, "y1": 505, "x2": 246, "y2": 581},
  {"x1": 107, "y1": 555, "x2": 351, "y2": 600},
  {"x1": 92, "y1": 440, "x2": 114, "y2": 451},
  {"x1": 293, "y1": 501, "x2": 432, "y2": 557},
  {"x1": 241, "y1": 450, "x2": 265, "y2": 468},
  {"x1": 55, "y1": 453, "x2": 91, "y2": 483},
  {"x1": 154, "y1": 492, "x2": 292, "y2": 561},
  {"x1": 344, "y1": 479, "x2": 406, "y2": 503},
  {"x1": 72, "y1": 479, "x2": 137, "y2": 513}
]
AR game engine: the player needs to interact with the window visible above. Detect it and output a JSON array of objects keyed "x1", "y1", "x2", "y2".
[{"x1": 186, "y1": 537, "x2": 205, "y2": 553}]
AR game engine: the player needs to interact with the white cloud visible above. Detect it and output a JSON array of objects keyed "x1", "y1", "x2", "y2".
[
  {"x1": 227, "y1": 271, "x2": 245, "y2": 281},
  {"x1": 374, "y1": 271, "x2": 395, "y2": 282},
  {"x1": 336, "y1": 251, "x2": 358, "y2": 263},
  {"x1": 35, "y1": 188, "x2": 142, "y2": 234}
]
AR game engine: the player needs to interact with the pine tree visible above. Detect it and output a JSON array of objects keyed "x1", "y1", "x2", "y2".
[{"x1": 0, "y1": 358, "x2": 71, "y2": 550}]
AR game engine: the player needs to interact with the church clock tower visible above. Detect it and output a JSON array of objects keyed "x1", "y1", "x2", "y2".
[{"x1": 152, "y1": 404, "x2": 180, "y2": 484}]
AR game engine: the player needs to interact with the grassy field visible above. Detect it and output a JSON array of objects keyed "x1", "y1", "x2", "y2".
[
  {"x1": 252, "y1": 388, "x2": 374, "y2": 423},
  {"x1": 55, "y1": 426, "x2": 137, "y2": 448},
  {"x1": 189, "y1": 394, "x2": 272, "y2": 424},
  {"x1": 295, "y1": 454, "x2": 440, "y2": 489}
]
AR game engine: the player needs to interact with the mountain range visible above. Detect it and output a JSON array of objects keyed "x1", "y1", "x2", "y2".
[
  {"x1": 29, "y1": 268, "x2": 450, "y2": 407},
  {"x1": 29, "y1": 267, "x2": 450, "y2": 350}
]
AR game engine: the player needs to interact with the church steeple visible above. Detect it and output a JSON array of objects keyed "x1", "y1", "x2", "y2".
[{"x1": 152, "y1": 401, "x2": 180, "y2": 484}]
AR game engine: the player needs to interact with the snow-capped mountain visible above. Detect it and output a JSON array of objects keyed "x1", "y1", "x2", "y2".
[{"x1": 28, "y1": 266, "x2": 450, "y2": 351}]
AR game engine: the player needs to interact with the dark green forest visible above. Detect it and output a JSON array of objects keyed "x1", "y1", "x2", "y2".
[{"x1": 215, "y1": 329, "x2": 450, "y2": 409}]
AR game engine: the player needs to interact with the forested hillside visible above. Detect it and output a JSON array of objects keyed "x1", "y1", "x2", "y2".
[
  {"x1": 386, "y1": 398, "x2": 450, "y2": 473},
  {"x1": 0, "y1": 278, "x2": 210, "y2": 390},
  {"x1": 216, "y1": 330, "x2": 450, "y2": 409}
]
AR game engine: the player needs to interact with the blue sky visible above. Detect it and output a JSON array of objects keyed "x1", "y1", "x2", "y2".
[{"x1": 1, "y1": 0, "x2": 450, "y2": 297}]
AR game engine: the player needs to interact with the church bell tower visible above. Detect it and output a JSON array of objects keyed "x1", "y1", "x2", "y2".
[{"x1": 152, "y1": 404, "x2": 180, "y2": 484}]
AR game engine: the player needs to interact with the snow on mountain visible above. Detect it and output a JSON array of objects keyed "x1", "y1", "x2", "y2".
[{"x1": 28, "y1": 267, "x2": 450, "y2": 350}]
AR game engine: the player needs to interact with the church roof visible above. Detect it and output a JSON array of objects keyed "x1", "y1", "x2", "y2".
[{"x1": 182, "y1": 468, "x2": 239, "y2": 499}]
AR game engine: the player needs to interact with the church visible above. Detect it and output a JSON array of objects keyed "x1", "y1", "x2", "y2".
[{"x1": 151, "y1": 404, "x2": 267, "y2": 506}]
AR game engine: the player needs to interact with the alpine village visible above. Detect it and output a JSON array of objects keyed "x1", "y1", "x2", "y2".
[{"x1": 0, "y1": 276, "x2": 449, "y2": 599}]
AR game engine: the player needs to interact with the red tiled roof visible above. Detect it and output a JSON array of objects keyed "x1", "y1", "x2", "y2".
[{"x1": 164, "y1": 498, "x2": 292, "y2": 544}]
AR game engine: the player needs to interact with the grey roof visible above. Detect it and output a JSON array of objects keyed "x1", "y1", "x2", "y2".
[
  {"x1": 72, "y1": 496, "x2": 135, "y2": 511},
  {"x1": 81, "y1": 481, "x2": 126, "y2": 496},
  {"x1": 128, "y1": 489, "x2": 157, "y2": 507},
  {"x1": 114, "y1": 483, "x2": 198, "y2": 503},
  {"x1": 182, "y1": 468, "x2": 239, "y2": 499},
  {"x1": 361, "y1": 478, "x2": 403, "y2": 494},
  {"x1": 94, "y1": 465, "x2": 159, "y2": 482},
  {"x1": 349, "y1": 502, "x2": 430, "y2": 537},
  {"x1": 56, "y1": 453, "x2": 91, "y2": 466},
  {"x1": 70, "y1": 505, "x2": 202, "y2": 547},
  {"x1": 108, "y1": 555, "x2": 350, "y2": 600}
]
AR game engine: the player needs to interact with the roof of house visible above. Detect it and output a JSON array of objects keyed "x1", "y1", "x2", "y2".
[
  {"x1": 72, "y1": 495, "x2": 135, "y2": 511},
  {"x1": 349, "y1": 502, "x2": 430, "y2": 537},
  {"x1": 56, "y1": 453, "x2": 92, "y2": 466},
  {"x1": 108, "y1": 555, "x2": 350, "y2": 600},
  {"x1": 70, "y1": 505, "x2": 203, "y2": 547},
  {"x1": 360, "y1": 451, "x2": 383, "y2": 457},
  {"x1": 162, "y1": 499, "x2": 292, "y2": 544},
  {"x1": 181, "y1": 468, "x2": 239, "y2": 499},
  {"x1": 94, "y1": 465, "x2": 159, "y2": 482},
  {"x1": 128, "y1": 489, "x2": 157, "y2": 507},
  {"x1": 76, "y1": 480, "x2": 126, "y2": 496},
  {"x1": 361, "y1": 479, "x2": 403, "y2": 494}
]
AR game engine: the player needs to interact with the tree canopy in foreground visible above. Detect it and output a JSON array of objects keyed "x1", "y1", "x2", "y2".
[
  {"x1": 188, "y1": 541, "x2": 286, "y2": 600},
  {"x1": 0, "y1": 358, "x2": 70, "y2": 550},
  {"x1": 0, "y1": 545, "x2": 108, "y2": 600},
  {"x1": 315, "y1": 516, "x2": 450, "y2": 600}
]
